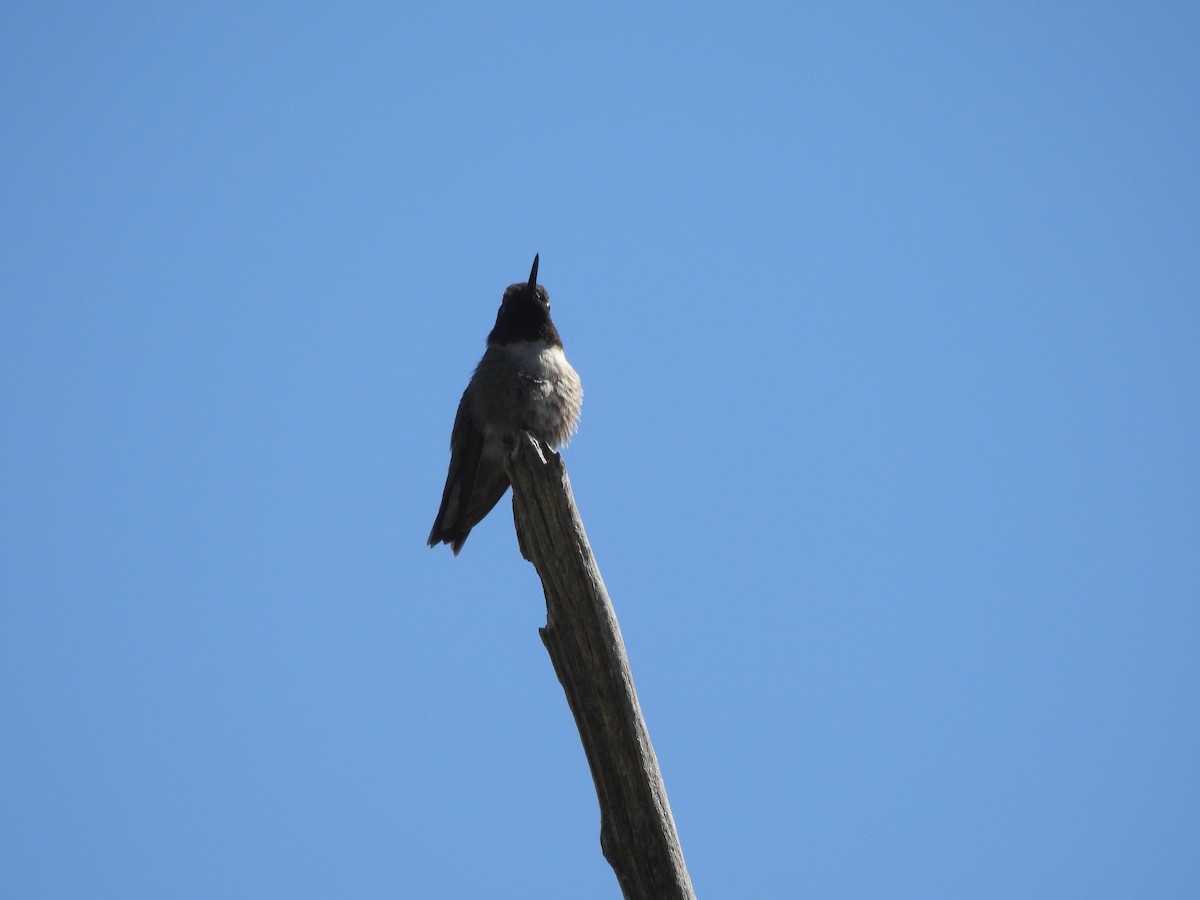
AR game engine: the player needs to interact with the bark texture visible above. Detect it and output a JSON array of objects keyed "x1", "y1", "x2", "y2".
[{"x1": 506, "y1": 434, "x2": 695, "y2": 900}]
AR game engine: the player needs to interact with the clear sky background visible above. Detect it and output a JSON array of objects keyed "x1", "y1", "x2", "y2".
[{"x1": 3, "y1": 3, "x2": 1198, "y2": 898}]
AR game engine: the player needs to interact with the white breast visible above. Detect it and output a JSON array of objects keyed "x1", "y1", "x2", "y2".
[
  {"x1": 473, "y1": 340, "x2": 583, "y2": 447},
  {"x1": 506, "y1": 340, "x2": 573, "y2": 379},
  {"x1": 509, "y1": 340, "x2": 583, "y2": 447}
]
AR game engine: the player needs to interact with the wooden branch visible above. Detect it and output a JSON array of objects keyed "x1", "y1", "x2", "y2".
[{"x1": 506, "y1": 434, "x2": 695, "y2": 900}]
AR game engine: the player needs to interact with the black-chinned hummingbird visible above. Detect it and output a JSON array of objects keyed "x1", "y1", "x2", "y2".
[{"x1": 428, "y1": 255, "x2": 583, "y2": 555}]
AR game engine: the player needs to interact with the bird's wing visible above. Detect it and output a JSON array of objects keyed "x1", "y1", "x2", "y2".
[
  {"x1": 427, "y1": 396, "x2": 511, "y2": 555},
  {"x1": 428, "y1": 398, "x2": 481, "y2": 550}
]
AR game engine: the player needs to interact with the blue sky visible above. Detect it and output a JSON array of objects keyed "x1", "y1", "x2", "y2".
[{"x1": 3, "y1": 2, "x2": 1198, "y2": 897}]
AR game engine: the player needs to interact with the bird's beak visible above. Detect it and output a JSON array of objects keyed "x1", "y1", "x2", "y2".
[{"x1": 528, "y1": 253, "x2": 539, "y2": 290}]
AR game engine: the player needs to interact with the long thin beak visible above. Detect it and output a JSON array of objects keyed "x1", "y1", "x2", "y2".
[{"x1": 528, "y1": 253, "x2": 539, "y2": 290}]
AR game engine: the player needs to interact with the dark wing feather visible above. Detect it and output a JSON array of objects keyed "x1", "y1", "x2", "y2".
[
  {"x1": 457, "y1": 462, "x2": 510, "y2": 554},
  {"x1": 427, "y1": 397, "x2": 511, "y2": 555},
  {"x1": 428, "y1": 400, "x2": 481, "y2": 551}
]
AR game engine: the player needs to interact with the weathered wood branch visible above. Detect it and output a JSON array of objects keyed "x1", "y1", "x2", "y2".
[{"x1": 506, "y1": 434, "x2": 695, "y2": 900}]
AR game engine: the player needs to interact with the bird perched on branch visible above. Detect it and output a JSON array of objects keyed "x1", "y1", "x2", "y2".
[{"x1": 428, "y1": 255, "x2": 583, "y2": 555}]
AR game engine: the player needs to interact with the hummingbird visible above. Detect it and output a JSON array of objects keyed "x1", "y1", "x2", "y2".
[{"x1": 428, "y1": 255, "x2": 583, "y2": 555}]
